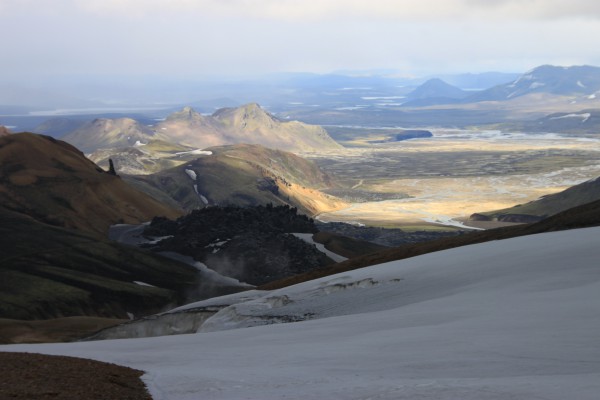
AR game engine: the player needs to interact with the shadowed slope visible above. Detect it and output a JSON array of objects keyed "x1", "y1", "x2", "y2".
[{"x1": 0, "y1": 206, "x2": 205, "y2": 321}]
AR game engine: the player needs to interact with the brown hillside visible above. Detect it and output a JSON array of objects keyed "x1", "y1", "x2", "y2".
[
  {"x1": 128, "y1": 143, "x2": 347, "y2": 215},
  {"x1": 0, "y1": 133, "x2": 182, "y2": 237},
  {"x1": 0, "y1": 126, "x2": 11, "y2": 136},
  {"x1": 60, "y1": 117, "x2": 156, "y2": 153}
]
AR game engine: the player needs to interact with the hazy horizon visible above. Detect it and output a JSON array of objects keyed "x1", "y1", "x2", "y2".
[
  {"x1": 3, "y1": 0, "x2": 600, "y2": 109},
  {"x1": 2, "y1": 0, "x2": 600, "y2": 80}
]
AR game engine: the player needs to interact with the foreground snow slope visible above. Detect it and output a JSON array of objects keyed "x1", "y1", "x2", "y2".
[{"x1": 4, "y1": 228, "x2": 600, "y2": 400}]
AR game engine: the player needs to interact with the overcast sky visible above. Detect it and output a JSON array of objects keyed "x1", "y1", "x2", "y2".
[{"x1": 2, "y1": 0, "x2": 600, "y2": 81}]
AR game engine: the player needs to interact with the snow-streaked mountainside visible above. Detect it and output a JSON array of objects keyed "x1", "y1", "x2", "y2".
[
  {"x1": 468, "y1": 64, "x2": 600, "y2": 101},
  {"x1": 3, "y1": 228, "x2": 600, "y2": 399}
]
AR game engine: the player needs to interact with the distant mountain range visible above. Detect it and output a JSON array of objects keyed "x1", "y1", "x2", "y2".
[
  {"x1": 58, "y1": 103, "x2": 342, "y2": 153},
  {"x1": 467, "y1": 65, "x2": 600, "y2": 102},
  {"x1": 400, "y1": 65, "x2": 600, "y2": 106}
]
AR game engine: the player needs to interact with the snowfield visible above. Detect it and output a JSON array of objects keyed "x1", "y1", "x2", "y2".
[{"x1": 3, "y1": 227, "x2": 600, "y2": 399}]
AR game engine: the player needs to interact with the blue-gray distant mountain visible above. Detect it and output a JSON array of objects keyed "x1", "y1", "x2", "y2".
[
  {"x1": 438, "y1": 72, "x2": 520, "y2": 90},
  {"x1": 402, "y1": 78, "x2": 467, "y2": 107},
  {"x1": 467, "y1": 65, "x2": 600, "y2": 101}
]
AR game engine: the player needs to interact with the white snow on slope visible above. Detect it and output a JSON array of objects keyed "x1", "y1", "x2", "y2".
[
  {"x1": 292, "y1": 233, "x2": 347, "y2": 262},
  {"x1": 176, "y1": 149, "x2": 213, "y2": 156},
  {"x1": 184, "y1": 169, "x2": 197, "y2": 180},
  {"x1": 133, "y1": 281, "x2": 155, "y2": 287},
  {"x1": 3, "y1": 228, "x2": 600, "y2": 400},
  {"x1": 550, "y1": 112, "x2": 591, "y2": 122}
]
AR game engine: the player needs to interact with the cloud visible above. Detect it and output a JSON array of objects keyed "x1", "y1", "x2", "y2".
[
  {"x1": 68, "y1": 0, "x2": 600, "y2": 21},
  {"x1": 3, "y1": 0, "x2": 598, "y2": 20}
]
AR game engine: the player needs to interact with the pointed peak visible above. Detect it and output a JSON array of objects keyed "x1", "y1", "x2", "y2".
[{"x1": 167, "y1": 106, "x2": 203, "y2": 121}]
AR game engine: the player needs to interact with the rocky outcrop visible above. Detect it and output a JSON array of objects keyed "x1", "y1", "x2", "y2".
[{"x1": 143, "y1": 205, "x2": 334, "y2": 286}]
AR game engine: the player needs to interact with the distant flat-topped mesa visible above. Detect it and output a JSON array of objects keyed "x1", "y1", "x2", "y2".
[{"x1": 156, "y1": 103, "x2": 342, "y2": 152}]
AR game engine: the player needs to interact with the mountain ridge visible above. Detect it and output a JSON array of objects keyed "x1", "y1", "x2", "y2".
[
  {"x1": 57, "y1": 104, "x2": 342, "y2": 153},
  {"x1": 467, "y1": 64, "x2": 600, "y2": 102}
]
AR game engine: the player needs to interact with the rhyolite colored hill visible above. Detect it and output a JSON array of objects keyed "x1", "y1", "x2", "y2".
[
  {"x1": 0, "y1": 133, "x2": 181, "y2": 237},
  {"x1": 125, "y1": 143, "x2": 346, "y2": 215},
  {"x1": 156, "y1": 103, "x2": 342, "y2": 152},
  {"x1": 61, "y1": 118, "x2": 156, "y2": 153},
  {"x1": 58, "y1": 103, "x2": 342, "y2": 153},
  {"x1": 88, "y1": 139, "x2": 202, "y2": 176}
]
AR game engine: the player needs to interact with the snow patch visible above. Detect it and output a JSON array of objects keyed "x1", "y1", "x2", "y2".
[
  {"x1": 577, "y1": 80, "x2": 586, "y2": 88},
  {"x1": 529, "y1": 82, "x2": 545, "y2": 89},
  {"x1": 133, "y1": 140, "x2": 147, "y2": 146},
  {"x1": 133, "y1": 281, "x2": 156, "y2": 287},
  {"x1": 184, "y1": 169, "x2": 197, "y2": 180},
  {"x1": 146, "y1": 235, "x2": 173, "y2": 245},
  {"x1": 175, "y1": 149, "x2": 213, "y2": 156},
  {"x1": 292, "y1": 233, "x2": 347, "y2": 262},
  {"x1": 550, "y1": 113, "x2": 591, "y2": 123}
]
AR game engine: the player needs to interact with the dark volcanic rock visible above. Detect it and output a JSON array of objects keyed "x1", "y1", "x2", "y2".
[
  {"x1": 144, "y1": 205, "x2": 333, "y2": 285},
  {"x1": 497, "y1": 214, "x2": 545, "y2": 223},
  {"x1": 469, "y1": 213, "x2": 492, "y2": 221},
  {"x1": 394, "y1": 130, "x2": 433, "y2": 141}
]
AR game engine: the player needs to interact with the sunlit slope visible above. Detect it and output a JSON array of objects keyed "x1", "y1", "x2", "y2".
[
  {"x1": 127, "y1": 144, "x2": 347, "y2": 215},
  {"x1": 471, "y1": 176, "x2": 600, "y2": 223},
  {"x1": 0, "y1": 133, "x2": 181, "y2": 236}
]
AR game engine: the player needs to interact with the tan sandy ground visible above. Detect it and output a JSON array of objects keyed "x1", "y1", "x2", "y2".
[{"x1": 314, "y1": 133, "x2": 600, "y2": 228}]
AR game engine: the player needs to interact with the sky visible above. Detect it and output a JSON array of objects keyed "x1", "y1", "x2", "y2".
[{"x1": 1, "y1": 0, "x2": 600, "y2": 82}]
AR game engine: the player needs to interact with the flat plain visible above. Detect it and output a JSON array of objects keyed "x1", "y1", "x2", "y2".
[{"x1": 305, "y1": 129, "x2": 600, "y2": 228}]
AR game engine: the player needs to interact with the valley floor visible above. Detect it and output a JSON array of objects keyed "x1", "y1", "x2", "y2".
[{"x1": 309, "y1": 129, "x2": 600, "y2": 228}]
